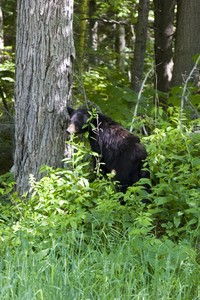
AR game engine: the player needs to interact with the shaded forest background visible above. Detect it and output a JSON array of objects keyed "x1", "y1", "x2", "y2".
[
  {"x1": 0, "y1": 2, "x2": 200, "y2": 297},
  {"x1": 0, "y1": 0, "x2": 200, "y2": 175}
]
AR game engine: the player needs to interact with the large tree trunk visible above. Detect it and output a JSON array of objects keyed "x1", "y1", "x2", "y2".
[
  {"x1": 154, "y1": 0, "x2": 175, "y2": 95},
  {"x1": 14, "y1": 0, "x2": 75, "y2": 195},
  {"x1": 172, "y1": 0, "x2": 200, "y2": 86},
  {"x1": 131, "y1": 0, "x2": 149, "y2": 92}
]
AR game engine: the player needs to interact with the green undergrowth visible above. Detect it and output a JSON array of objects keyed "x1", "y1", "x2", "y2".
[{"x1": 0, "y1": 113, "x2": 200, "y2": 299}]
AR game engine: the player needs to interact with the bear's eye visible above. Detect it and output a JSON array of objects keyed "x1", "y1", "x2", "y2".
[{"x1": 74, "y1": 121, "x2": 80, "y2": 129}]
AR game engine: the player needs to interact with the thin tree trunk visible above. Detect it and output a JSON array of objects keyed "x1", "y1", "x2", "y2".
[
  {"x1": 154, "y1": 0, "x2": 175, "y2": 95},
  {"x1": 14, "y1": 0, "x2": 75, "y2": 195},
  {"x1": 79, "y1": 0, "x2": 89, "y2": 71},
  {"x1": 0, "y1": 0, "x2": 3, "y2": 50},
  {"x1": 131, "y1": 0, "x2": 149, "y2": 92},
  {"x1": 118, "y1": 24, "x2": 126, "y2": 72},
  {"x1": 88, "y1": 0, "x2": 98, "y2": 66},
  {"x1": 172, "y1": 0, "x2": 200, "y2": 86}
]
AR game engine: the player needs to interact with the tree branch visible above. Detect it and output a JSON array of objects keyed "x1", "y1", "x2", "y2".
[
  {"x1": 81, "y1": 17, "x2": 130, "y2": 26},
  {"x1": 130, "y1": 65, "x2": 153, "y2": 133},
  {"x1": 180, "y1": 54, "x2": 200, "y2": 123}
]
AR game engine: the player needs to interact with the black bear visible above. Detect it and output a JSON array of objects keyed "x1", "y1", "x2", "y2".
[{"x1": 67, "y1": 107, "x2": 149, "y2": 199}]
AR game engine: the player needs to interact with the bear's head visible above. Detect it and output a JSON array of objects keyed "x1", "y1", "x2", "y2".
[{"x1": 67, "y1": 107, "x2": 90, "y2": 134}]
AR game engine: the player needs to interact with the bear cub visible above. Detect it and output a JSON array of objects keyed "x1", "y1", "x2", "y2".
[{"x1": 67, "y1": 107, "x2": 149, "y2": 198}]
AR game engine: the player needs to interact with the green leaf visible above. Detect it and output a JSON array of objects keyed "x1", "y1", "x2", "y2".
[
  {"x1": 37, "y1": 248, "x2": 49, "y2": 260},
  {"x1": 174, "y1": 217, "x2": 181, "y2": 228}
]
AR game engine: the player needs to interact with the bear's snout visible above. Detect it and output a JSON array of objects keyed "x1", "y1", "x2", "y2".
[{"x1": 66, "y1": 123, "x2": 76, "y2": 134}]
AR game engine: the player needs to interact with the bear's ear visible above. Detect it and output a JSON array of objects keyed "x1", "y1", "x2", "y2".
[{"x1": 67, "y1": 107, "x2": 74, "y2": 116}]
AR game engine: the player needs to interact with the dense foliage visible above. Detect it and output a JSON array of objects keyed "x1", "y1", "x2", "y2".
[
  {"x1": 1, "y1": 111, "x2": 200, "y2": 245},
  {"x1": 1, "y1": 111, "x2": 200, "y2": 298}
]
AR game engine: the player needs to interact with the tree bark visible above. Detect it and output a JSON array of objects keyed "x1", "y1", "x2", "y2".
[
  {"x1": 154, "y1": 0, "x2": 175, "y2": 94},
  {"x1": 79, "y1": 0, "x2": 89, "y2": 71},
  {"x1": 0, "y1": 0, "x2": 3, "y2": 50},
  {"x1": 131, "y1": 0, "x2": 150, "y2": 92},
  {"x1": 14, "y1": 0, "x2": 75, "y2": 195},
  {"x1": 88, "y1": 0, "x2": 98, "y2": 66},
  {"x1": 116, "y1": 24, "x2": 126, "y2": 72},
  {"x1": 172, "y1": 0, "x2": 200, "y2": 86}
]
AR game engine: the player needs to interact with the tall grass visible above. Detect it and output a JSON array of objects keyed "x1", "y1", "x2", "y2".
[{"x1": 0, "y1": 232, "x2": 199, "y2": 300}]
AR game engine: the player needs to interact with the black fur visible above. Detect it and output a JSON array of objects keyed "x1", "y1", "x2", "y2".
[{"x1": 67, "y1": 107, "x2": 149, "y2": 199}]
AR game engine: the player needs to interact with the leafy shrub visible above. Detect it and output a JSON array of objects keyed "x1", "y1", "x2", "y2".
[
  {"x1": 0, "y1": 137, "x2": 151, "y2": 252},
  {"x1": 14, "y1": 139, "x2": 150, "y2": 248},
  {"x1": 145, "y1": 117, "x2": 200, "y2": 239}
]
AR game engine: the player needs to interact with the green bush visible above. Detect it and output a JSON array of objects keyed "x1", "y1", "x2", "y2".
[
  {"x1": 145, "y1": 118, "x2": 200, "y2": 239},
  {"x1": 7, "y1": 138, "x2": 150, "y2": 249},
  {"x1": 0, "y1": 137, "x2": 151, "y2": 253}
]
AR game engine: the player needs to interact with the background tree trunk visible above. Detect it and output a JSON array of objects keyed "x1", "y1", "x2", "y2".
[
  {"x1": 154, "y1": 0, "x2": 175, "y2": 96},
  {"x1": 116, "y1": 24, "x2": 126, "y2": 72},
  {"x1": 131, "y1": 0, "x2": 149, "y2": 92},
  {"x1": 172, "y1": 0, "x2": 200, "y2": 86},
  {"x1": 14, "y1": 0, "x2": 75, "y2": 195},
  {"x1": 79, "y1": 0, "x2": 89, "y2": 71},
  {"x1": 88, "y1": 0, "x2": 98, "y2": 66},
  {"x1": 0, "y1": 0, "x2": 3, "y2": 50}
]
